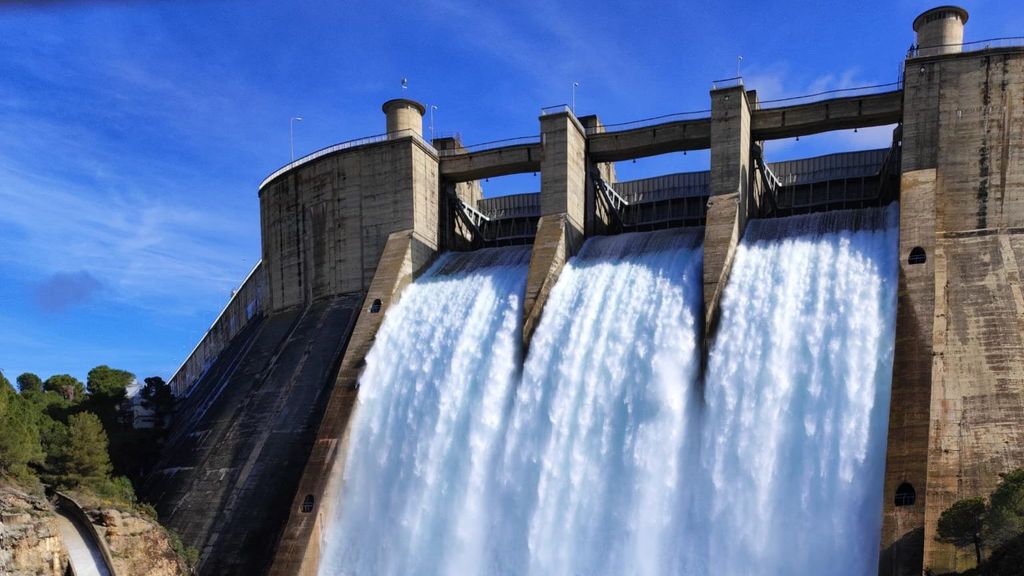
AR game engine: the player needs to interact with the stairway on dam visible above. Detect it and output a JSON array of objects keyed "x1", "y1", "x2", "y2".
[{"x1": 142, "y1": 295, "x2": 361, "y2": 575}]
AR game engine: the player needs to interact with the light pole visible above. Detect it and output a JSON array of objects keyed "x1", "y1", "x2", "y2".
[
  {"x1": 572, "y1": 81, "x2": 579, "y2": 114},
  {"x1": 290, "y1": 116, "x2": 303, "y2": 161},
  {"x1": 737, "y1": 56, "x2": 743, "y2": 79},
  {"x1": 430, "y1": 105, "x2": 438, "y2": 141}
]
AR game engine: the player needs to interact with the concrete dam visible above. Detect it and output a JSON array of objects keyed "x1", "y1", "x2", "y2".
[{"x1": 142, "y1": 6, "x2": 1024, "y2": 575}]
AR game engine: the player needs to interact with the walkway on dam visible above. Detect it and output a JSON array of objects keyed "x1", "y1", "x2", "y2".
[{"x1": 56, "y1": 509, "x2": 111, "y2": 576}]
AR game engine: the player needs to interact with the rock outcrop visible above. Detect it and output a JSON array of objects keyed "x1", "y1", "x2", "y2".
[{"x1": 0, "y1": 485, "x2": 67, "y2": 576}]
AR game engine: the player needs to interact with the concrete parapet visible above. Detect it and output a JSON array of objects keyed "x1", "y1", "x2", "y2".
[
  {"x1": 522, "y1": 214, "x2": 582, "y2": 351},
  {"x1": 268, "y1": 229, "x2": 435, "y2": 576}
]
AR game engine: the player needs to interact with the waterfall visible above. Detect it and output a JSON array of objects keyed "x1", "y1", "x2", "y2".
[
  {"x1": 318, "y1": 246, "x2": 531, "y2": 576},
  {"x1": 320, "y1": 204, "x2": 898, "y2": 576},
  {"x1": 696, "y1": 205, "x2": 899, "y2": 574},
  {"x1": 494, "y1": 228, "x2": 705, "y2": 576}
]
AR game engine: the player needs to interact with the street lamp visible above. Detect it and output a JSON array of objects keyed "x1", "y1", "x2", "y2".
[
  {"x1": 290, "y1": 116, "x2": 303, "y2": 161},
  {"x1": 430, "y1": 105, "x2": 438, "y2": 141},
  {"x1": 572, "y1": 81, "x2": 580, "y2": 114},
  {"x1": 737, "y1": 56, "x2": 743, "y2": 78}
]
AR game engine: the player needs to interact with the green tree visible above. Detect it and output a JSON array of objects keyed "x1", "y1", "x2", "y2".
[
  {"x1": 141, "y1": 376, "x2": 175, "y2": 428},
  {"x1": 57, "y1": 412, "x2": 112, "y2": 487},
  {"x1": 44, "y1": 374, "x2": 85, "y2": 402},
  {"x1": 986, "y1": 468, "x2": 1024, "y2": 549},
  {"x1": 16, "y1": 372, "x2": 43, "y2": 394},
  {"x1": 0, "y1": 379, "x2": 44, "y2": 480},
  {"x1": 87, "y1": 365, "x2": 133, "y2": 404},
  {"x1": 937, "y1": 496, "x2": 987, "y2": 567}
]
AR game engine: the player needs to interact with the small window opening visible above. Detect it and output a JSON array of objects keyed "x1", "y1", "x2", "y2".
[
  {"x1": 908, "y1": 247, "x2": 927, "y2": 265},
  {"x1": 301, "y1": 495, "x2": 315, "y2": 513},
  {"x1": 895, "y1": 482, "x2": 916, "y2": 507},
  {"x1": 369, "y1": 298, "x2": 383, "y2": 313}
]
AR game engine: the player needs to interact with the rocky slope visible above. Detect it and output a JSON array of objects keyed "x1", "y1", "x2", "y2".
[{"x1": 0, "y1": 484, "x2": 67, "y2": 576}]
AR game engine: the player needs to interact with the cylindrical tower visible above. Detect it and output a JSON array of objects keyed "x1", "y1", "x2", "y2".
[
  {"x1": 382, "y1": 98, "x2": 426, "y2": 136},
  {"x1": 913, "y1": 6, "x2": 968, "y2": 57}
]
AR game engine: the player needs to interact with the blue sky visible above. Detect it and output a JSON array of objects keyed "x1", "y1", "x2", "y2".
[{"x1": 0, "y1": 0, "x2": 1020, "y2": 384}]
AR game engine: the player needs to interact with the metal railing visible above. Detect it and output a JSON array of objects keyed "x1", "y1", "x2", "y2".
[
  {"x1": 436, "y1": 134, "x2": 540, "y2": 157},
  {"x1": 756, "y1": 81, "x2": 902, "y2": 109},
  {"x1": 540, "y1": 104, "x2": 572, "y2": 115},
  {"x1": 585, "y1": 109, "x2": 711, "y2": 135},
  {"x1": 258, "y1": 128, "x2": 431, "y2": 190},
  {"x1": 712, "y1": 76, "x2": 743, "y2": 90},
  {"x1": 907, "y1": 36, "x2": 1024, "y2": 58}
]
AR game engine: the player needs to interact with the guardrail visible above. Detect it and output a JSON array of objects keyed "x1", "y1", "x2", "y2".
[
  {"x1": 907, "y1": 36, "x2": 1024, "y2": 58},
  {"x1": 585, "y1": 109, "x2": 711, "y2": 135},
  {"x1": 712, "y1": 76, "x2": 743, "y2": 90},
  {"x1": 436, "y1": 135, "x2": 540, "y2": 157},
  {"x1": 258, "y1": 128, "x2": 432, "y2": 190},
  {"x1": 540, "y1": 104, "x2": 572, "y2": 115},
  {"x1": 756, "y1": 81, "x2": 902, "y2": 109}
]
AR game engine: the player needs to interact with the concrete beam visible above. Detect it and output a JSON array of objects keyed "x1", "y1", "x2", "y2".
[
  {"x1": 438, "y1": 143, "x2": 541, "y2": 182},
  {"x1": 751, "y1": 90, "x2": 903, "y2": 140},
  {"x1": 587, "y1": 118, "x2": 711, "y2": 162},
  {"x1": 268, "y1": 230, "x2": 435, "y2": 576}
]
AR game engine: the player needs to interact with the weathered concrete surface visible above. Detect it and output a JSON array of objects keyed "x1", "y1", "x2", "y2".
[
  {"x1": 521, "y1": 214, "x2": 581, "y2": 351},
  {"x1": 750, "y1": 90, "x2": 903, "y2": 140},
  {"x1": 879, "y1": 169, "x2": 937, "y2": 576},
  {"x1": 168, "y1": 263, "x2": 267, "y2": 397},
  {"x1": 260, "y1": 136, "x2": 438, "y2": 311},
  {"x1": 886, "y1": 47, "x2": 1024, "y2": 575},
  {"x1": 144, "y1": 296, "x2": 361, "y2": 575},
  {"x1": 439, "y1": 144, "x2": 541, "y2": 182},
  {"x1": 923, "y1": 231, "x2": 1024, "y2": 572},
  {"x1": 587, "y1": 118, "x2": 711, "y2": 162},
  {"x1": 701, "y1": 192, "x2": 739, "y2": 340},
  {"x1": 540, "y1": 111, "x2": 587, "y2": 234},
  {"x1": 703, "y1": 87, "x2": 752, "y2": 339},
  {"x1": 268, "y1": 230, "x2": 434, "y2": 576}
]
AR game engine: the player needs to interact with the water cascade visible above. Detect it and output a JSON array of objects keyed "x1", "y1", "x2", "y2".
[
  {"x1": 318, "y1": 246, "x2": 532, "y2": 575},
  {"x1": 695, "y1": 205, "x2": 899, "y2": 574},
  {"x1": 320, "y1": 204, "x2": 898, "y2": 575}
]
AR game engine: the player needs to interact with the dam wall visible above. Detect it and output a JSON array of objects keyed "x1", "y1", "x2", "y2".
[
  {"x1": 167, "y1": 261, "x2": 267, "y2": 397},
  {"x1": 148, "y1": 5, "x2": 1024, "y2": 574},
  {"x1": 894, "y1": 43, "x2": 1024, "y2": 575}
]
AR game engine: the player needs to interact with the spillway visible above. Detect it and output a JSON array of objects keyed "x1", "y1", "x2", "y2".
[
  {"x1": 318, "y1": 246, "x2": 532, "y2": 576},
  {"x1": 319, "y1": 205, "x2": 897, "y2": 575},
  {"x1": 494, "y1": 228, "x2": 705, "y2": 576},
  {"x1": 695, "y1": 205, "x2": 899, "y2": 574}
]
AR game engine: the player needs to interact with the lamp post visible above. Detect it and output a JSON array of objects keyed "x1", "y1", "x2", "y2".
[
  {"x1": 290, "y1": 116, "x2": 303, "y2": 161},
  {"x1": 430, "y1": 105, "x2": 438, "y2": 142},
  {"x1": 572, "y1": 81, "x2": 579, "y2": 114},
  {"x1": 737, "y1": 56, "x2": 743, "y2": 79}
]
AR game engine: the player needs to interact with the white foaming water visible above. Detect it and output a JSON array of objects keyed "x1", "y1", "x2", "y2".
[
  {"x1": 318, "y1": 246, "x2": 531, "y2": 576},
  {"x1": 494, "y1": 228, "x2": 705, "y2": 576},
  {"x1": 321, "y1": 205, "x2": 898, "y2": 576},
  {"x1": 694, "y1": 205, "x2": 899, "y2": 574}
]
